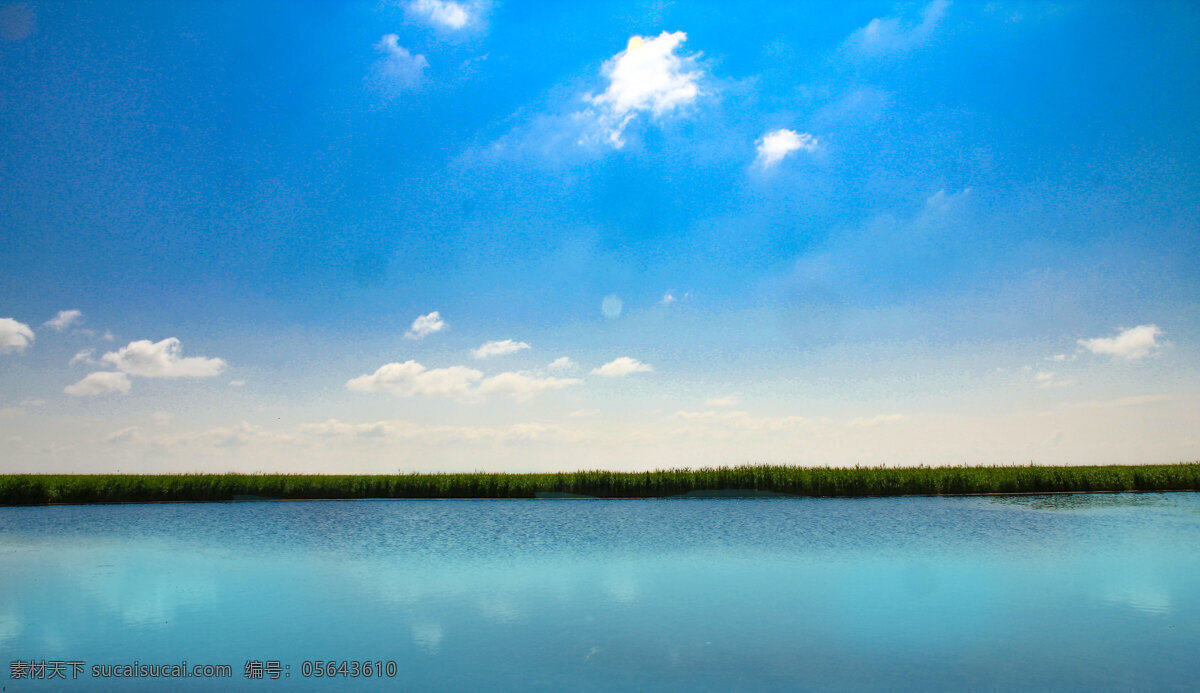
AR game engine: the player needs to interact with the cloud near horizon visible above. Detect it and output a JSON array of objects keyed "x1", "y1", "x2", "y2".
[{"x1": 347, "y1": 360, "x2": 580, "y2": 401}]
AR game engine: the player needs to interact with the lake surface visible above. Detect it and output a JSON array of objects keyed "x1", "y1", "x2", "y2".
[{"x1": 2, "y1": 494, "x2": 1199, "y2": 691}]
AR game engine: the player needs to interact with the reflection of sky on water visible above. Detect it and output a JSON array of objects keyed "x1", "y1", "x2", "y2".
[{"x1": 1, "y1": 495, "x2": 1198, "y2": 690}]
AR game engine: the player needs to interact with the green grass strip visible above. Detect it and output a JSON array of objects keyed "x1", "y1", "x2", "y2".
[{"x1": 1, "y1": 463, "x2": 1198, "y2": 505}]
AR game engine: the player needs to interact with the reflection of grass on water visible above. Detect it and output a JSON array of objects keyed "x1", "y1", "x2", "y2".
[
  {"x1": 989, "y1": 492, "x2": 1179, "y2": 511},
  {"x1": 1, "y1": 463, "x2": 1198, "y2": 505}
]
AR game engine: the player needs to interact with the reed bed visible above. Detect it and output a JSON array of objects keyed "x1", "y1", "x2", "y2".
[{"x1": 1, "y1": 463, "x2": 1198, "y2": 506}]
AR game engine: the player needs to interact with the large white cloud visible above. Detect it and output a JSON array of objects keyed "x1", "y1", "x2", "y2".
[
  {"x1": 471, "y1": 339, "x2": 531, "y2": 359},
  {"x1": 0, "y1": 318, "x2": 33, "y2": 354},
  {"x1": 1078, "y1": 325, "x2": 1165, "y2": 360},
  {"x1": 373, "y1": 34, "x2": 428, "y2": 92},
  {"x1": 405, "y1": 311, "x2": 445, "y2": 339},
  {"x1": 844, "y1": 0, "x2": 949, "y2": 56},
  {"x1": 591, "y1": 357, "x2": 653, "y2": 377},
  {"x1": 476, "y1": 372, "x2": 583, "y2": 401},
  {"x1": 102, "y1": 338, "x2": 227, "y2": 378},
  {"x1": 347, "y1": 360, "x2": 483, "y2": 398},
  {"x1": 755, "y1": 129, "x2": 818, "y2": 168},
  {"x1": 581, "y1": 31, "x2": 702, "y2": 148},
  {"x1": 406, "y1": 0, "x2": 474, "y2": 30},
  {"x1": 64, "y1": 372, "x2": 131, "y2": 397},
  {"x1": 43, "y1": 309, "x2": 82, "y2": 331}
]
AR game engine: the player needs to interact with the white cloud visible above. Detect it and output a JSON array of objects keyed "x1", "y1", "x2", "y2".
[
  {"x1": 660, "y1": 292, "x2": 677, "y2": 306},
  {"x1": 19, "y1": 398, "x2": 45, "y2": 407},
  {"x1": 373, "y1": 34, "x2": 428, "y2": 92},
  {"x1": 105, "y1": 426, "x2": 144, "y2": 445},
  {"x1": 471, "y1": 339, "x2": 531, "y2": 359},
  {"x1": 152, "y1": 411, "x2": 174, "y2": 426},
  {"x1": 64, "y1": 372, "x2": 131, "y2": 397},
  {"x1": 845, "y1": 413, "x2": 905, "y2": 427},
  {"x1": 0, "y1": 407, "x2": 24, "y2": 419},
  {"x1": 44, "y1": 309, "x2": 82, "y2": 331},
  {"x1": 207, "y1": 421, "x2": 279, "y2": 449},
  {"x1": 406, "y1": 0, "x2": 474, "y2": 30},
  {"x1": 1067, "y1": 394, "x2": 1173, "y2": 410},
  {"x1": 405, "y1": 311, "x2": 446, "y2": 339},
  {"x1": 923, "y1": 187, "x2": 972, "y2": 217},
  {"x1": 705, "y1": 395, "x2": 738, "y2": 407},
  {"x1": 591, "y1": 357, "x2": 653, "y2": 377},
  {"x1": 102, "y1": 338, "x2": 226, "y2": 378},
  {"x1": 547, "y1": 356, "x2": 577, "y2": 371},
  {"x1": 1032, "y1": 370, "x2": 1073, "y2": 389},
  {"x1": 476, "y1": 372, "x2": 583, "y2": 401},
  {"x1": 754, "y1": 129, "x2": 818, "y2": 168},
  {"x1": 301, "y1": 418, "x2": 577, "y2": 444},
  {"x1": 673, "y1": 409, "x2": 808, "y2": 432},
  {"x1": 229, "y1": 380, "x2": 246, "y2": 387},
  {"x1": 69, "y1": 349, "x2": 95, "y2": 366},
  {"x1": 0, "y1": 318, "x2": 34, "y2": 354},
  {"x1": 347, "y1": 360, "x2": 483, "y2": 398},
  {"x1": 844, "y1": 0, "x2": 950, "y2": 56},
  {"x1": 579, "y1": 31, "x2": 703, "y2": 148},
  {"x1": 1078, "y1": 325, "x2": 1165, "y2": 361},
  {"x1": 601, "y1": 295, "x2": 623, "y2": 319}
]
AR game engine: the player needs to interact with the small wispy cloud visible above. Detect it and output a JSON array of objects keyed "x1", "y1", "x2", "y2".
[
  {"x1": 591, "y1": 357, "x2": 653, "y2": 378},
  {"x1": 372, "y1": 34, "x2": 428, "y2": 94},
  {"x1": 843, "y1": 0, "x2": 950, "y2": 56},
  {"x1": 43, "y1": 309, "x2": 82, "y2": 331},
  {"x1": 405, "y1": 311, "x2": 446, "y2": 340},
  {"x1": 105, "y1": 426, "x2": 144, "y2": 445},
  {"x1": 1067, "y1": 394, "x2": 1172, "y2": 409},
  {"x1": 69, "y1": 349, "x2": 95, "y2": 366},
  {"x1": 547, "y1": 356, "x2": 577, "y2": 371},
  {"x1": 471, "y1": 339, "x2": 531, "y2": 359},
  {"x1": 1033, "y1": 370, "x2": 1073, "y2": 389},
  {"x1": 754, "y1": 129, "x2": 818, "y2": 168},
  {"x1": 705, "y1": 395, "x2": 738, "y2": 407}
]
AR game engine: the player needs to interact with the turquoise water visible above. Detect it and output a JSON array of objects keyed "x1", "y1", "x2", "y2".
[{"x1": 2, "y1": 494, "x2": 1199, "y2": 691}]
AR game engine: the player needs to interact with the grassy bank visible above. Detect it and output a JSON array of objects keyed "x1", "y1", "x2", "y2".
[{"x1": 1, "y1": 463, "x2": 1198, "y2": 505}]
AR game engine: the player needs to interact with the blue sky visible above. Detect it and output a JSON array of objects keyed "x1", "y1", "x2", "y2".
[{"x1": 1, "y1": 0, "x2": 1198, "y2": 472}]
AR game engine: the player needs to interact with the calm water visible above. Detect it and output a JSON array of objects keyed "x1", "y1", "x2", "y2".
[{"x1": 2, "y1": 494, "x2": 1198, "y2": 691}]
